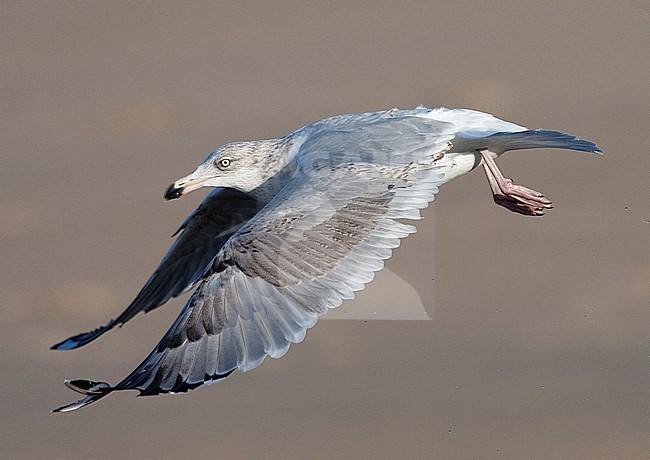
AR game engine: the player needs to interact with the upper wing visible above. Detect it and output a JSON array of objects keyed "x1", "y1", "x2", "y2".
[
  {"x1": 54, "y1": 115, "x2": 455, "y2": 412},
  {"x1": 52, "y1": 188, "x2": 262, "y2": 350},
  {"x1": 297, "y1": 107, "x2": 456, "y2": 166}
]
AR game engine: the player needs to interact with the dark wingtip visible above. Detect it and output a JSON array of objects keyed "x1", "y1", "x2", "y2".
[
  {"x1": 51, "y1": 322, "x2": 115, "y2": 350},
  {"x1": 50, "y1": 338, "x2": 79, "y2": 350},
  {"x1": 52, "y1": 393, "x2": 109, "y2": 413},
  {"x1": 53, "y1": 379, "x2": 113, "y2": 413},
  {"x1": 64, "y1": 379, "x2": 111, "y2": 395}
]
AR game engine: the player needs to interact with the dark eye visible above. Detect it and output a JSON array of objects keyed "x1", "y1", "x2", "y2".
[{"x1": 218, "y1": 158, "x2": 231, "y2": 169}]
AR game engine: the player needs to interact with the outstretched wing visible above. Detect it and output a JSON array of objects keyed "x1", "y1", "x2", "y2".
[
  {"x1": 52, "y1": 188, "x2": 262, "y2": 350},
  {"x1": 54, "y1": 115, "x2": 455, "y2": 412}
]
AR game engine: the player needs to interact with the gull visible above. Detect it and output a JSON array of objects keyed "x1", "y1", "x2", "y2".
[{"x1": 52, "y1": 106, "x2": 601, "y2": 412}]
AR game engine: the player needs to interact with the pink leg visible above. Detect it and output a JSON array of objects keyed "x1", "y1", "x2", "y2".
[{"x1": 480, "y1": 149, "x2": 553, "y2": 216}]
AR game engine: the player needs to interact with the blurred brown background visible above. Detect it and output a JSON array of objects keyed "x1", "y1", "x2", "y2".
[{"x1": 1, "y1": 1, "x2": 649, "y2": 458}]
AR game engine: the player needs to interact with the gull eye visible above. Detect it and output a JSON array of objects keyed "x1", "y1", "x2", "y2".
[{"x1": 218, "y1": 158, "x2": 232, "y2": 169}]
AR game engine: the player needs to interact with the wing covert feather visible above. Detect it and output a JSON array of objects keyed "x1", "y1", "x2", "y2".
[{"x1": 108, "y1": 163, "x2": 446, "y2": 397}]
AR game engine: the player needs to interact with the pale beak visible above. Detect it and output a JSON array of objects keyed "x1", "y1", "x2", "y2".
[{"x1": 164, "y1": 172, "x2": 212, "y2": 201}]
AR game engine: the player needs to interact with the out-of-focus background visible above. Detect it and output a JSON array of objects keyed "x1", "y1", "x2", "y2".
[{"x1": 2, "y1": 1, "x2": 648, "y2": 458}]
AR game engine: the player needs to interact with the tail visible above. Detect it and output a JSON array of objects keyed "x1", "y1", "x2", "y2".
[
  {"x1": 483, "y1": 129, "x2": 603, "y2": 154},
  {"x1": 52, "y1": 379, "x2": 114, "y2": 413}
]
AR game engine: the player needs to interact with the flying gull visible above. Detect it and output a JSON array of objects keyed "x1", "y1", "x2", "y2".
[{"x1": 52, "y1": 106, "x2": 602, "y2": 412}]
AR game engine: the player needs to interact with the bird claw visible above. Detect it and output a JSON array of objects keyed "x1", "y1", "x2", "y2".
[
  {"x1": 480, "y1": 149, "x2": 553, "y2": 217},
  {"x1": 492, "y1": 188, "x2": 553, "y2": 216}
]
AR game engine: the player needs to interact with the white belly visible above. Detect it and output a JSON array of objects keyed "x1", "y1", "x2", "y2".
[{"x1": 436, "y1": 150, "x2": 500, "y2": 185}]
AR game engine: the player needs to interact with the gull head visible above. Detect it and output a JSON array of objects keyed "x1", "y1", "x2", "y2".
[{"x1": 165, "y1": 141, "x2": 280, "y2": 200}]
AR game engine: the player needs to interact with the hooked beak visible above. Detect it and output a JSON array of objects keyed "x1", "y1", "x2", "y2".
[{"x1": 164, "y1": 172, "x2": 212, "y2": 201}]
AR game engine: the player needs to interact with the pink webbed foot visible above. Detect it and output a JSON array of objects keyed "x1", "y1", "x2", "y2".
[{"x1": 480, "y1": 149, "x2": 553, "y2": 216}]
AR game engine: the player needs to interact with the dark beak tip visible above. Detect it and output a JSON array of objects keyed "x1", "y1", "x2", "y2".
[{"x1": 164, "y1": 183, "x2": 183, "y2": 201}]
